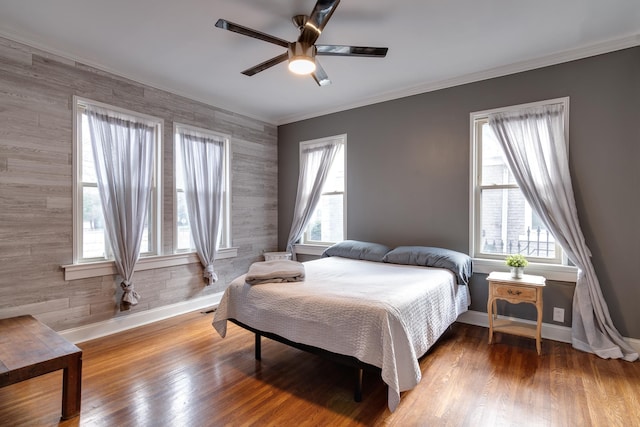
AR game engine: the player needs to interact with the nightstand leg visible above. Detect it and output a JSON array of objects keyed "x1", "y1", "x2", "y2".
[
  {"x1": 487, "y1": 297, "x2": 494, "y2": 345},
  {"x1": 536, "y1": 298, "x2": 543, "y2": 355}
]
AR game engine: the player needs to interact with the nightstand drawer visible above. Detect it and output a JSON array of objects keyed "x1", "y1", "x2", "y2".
[{"x1": 493, "y1": 284, "x2": 537, "y2": 301}]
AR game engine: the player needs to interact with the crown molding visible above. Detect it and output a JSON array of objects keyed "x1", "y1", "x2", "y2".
[
  {"x1": 277, "y1": 33, "x2": 640, "y2": 125},
  {"x1": 1, "y1": 29, "x2": 638, "y2": 127}
]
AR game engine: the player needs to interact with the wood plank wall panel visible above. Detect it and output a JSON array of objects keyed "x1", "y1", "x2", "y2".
[{"x1": 0, "y1": 36, "x2": 278, "y2": 331}]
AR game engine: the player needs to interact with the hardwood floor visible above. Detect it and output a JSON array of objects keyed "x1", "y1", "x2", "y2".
[{"x1": 1, "y1": 311, "x2": 639, "y2": 426}]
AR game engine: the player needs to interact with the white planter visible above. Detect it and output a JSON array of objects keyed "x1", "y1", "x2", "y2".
[{"x1": 510, "y1": 266, "x2": 524, "y2": 279}]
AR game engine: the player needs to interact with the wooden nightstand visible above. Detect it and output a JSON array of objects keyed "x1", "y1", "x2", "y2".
[{"x1": 487, "y1": 271, "x2": 546, "y2": 355}]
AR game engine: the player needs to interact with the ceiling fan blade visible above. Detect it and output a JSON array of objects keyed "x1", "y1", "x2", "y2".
[
  {"x1": 316, "y1": 45, "x2": 388, "y2": 57},
  {"x1": 298, "y1": 0, "x2": 341, "y2": 46},
  {"x1": 311, "y1": 60, "x2": 331, "y2": 87},
  {"x1": 215, "y1": 19, "x2": 290, "y2": 48},
  {"x1": 241, "y1": 52, "x2": 289, "y2": 76}
]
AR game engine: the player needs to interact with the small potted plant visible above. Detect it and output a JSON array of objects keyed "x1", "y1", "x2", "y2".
[{"x1": 505, "y1": 254, "x2": 528, "y2": 279}]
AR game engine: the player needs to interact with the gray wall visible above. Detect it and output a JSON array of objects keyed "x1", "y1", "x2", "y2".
[
  {"x1": 278, "y1": 46, "x2": 640, "y2": 339},
  {"x1": 0, "y1": 37, "x2": 278, "y2": 331}
]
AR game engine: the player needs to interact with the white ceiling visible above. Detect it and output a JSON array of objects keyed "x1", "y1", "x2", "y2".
[{"x1": 1, "y1": 0, "x2": 639, "y2": 125}]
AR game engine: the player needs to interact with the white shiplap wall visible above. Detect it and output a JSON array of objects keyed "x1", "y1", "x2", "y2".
[{"x1": 0, "y1": 36, "x2": 278, "y2": 332}]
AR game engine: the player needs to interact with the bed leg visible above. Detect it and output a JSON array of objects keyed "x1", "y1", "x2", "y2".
[
  {"x1": 255, "y1": 333, "x2": 261, "y2": 360},
  {"x1": 354, "y1": 368, "x2": 363, "y2": 402}
]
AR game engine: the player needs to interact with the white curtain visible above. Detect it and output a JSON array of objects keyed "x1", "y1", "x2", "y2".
[
  {"x1": 86, "y1": 106, "x2": 156, "y2": 309},
  {"x1": 489, "y1": 103, "x2": 638, "y2": 361},
  {"x1": 177, "y1": 131, "x2": 225, "y2": 285},
  {"x1": 286, "y1": 139, "x2": 341, "y2": 258}
]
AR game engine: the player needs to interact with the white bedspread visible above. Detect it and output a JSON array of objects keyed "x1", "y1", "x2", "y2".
[{"x1": 213, "y1": 256, "x2": 470, "y2": 412}]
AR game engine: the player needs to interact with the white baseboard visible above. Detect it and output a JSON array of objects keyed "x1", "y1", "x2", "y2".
[
  {"x1": 458, "y1": 309, "x2": 572, "y2": 343},
  {"x1": 59, "y1": 292, "x2": 223, "y2": 344},
  {"x1": 457, "y1": 310, "x2": 640, "y2": 355},
  {"x1": 60, "y1": 303, "x2": 640, "y2": 356}
]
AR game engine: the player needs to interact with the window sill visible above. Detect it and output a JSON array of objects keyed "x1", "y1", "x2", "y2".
[
  {"x1": 294, "y1": 244, "x2": 329, "y2": 256},
  {"x1": 62, "y1": 247, "x2": 238, "y2": 281},
  {"x1": 473, "y1": 258, "x2": 577, "y2": 283}
]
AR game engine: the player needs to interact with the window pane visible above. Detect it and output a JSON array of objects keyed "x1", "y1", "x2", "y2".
[
  {"x1": 480, "y1": 187, "x2": 556, "y2": 259},
  {"x1": 82, "y1": 186, "x2": 106, "y2": 259},
  {"x1": 324, "y1": 146, "x2": 344, "y2": 193},
  {"x1": 81, "y1": 115, "x2": 97, "y2": 184},
  {"x1": 175, "y1": 142, "x2": 185, "y2": 191},
  {"x1": 176, "y1": 190, "x2": 192, "y2": 250},
  {"x1": 481, "y1": 123, "x2": 517, "y2": 186},
  {"x1": 140, "y1": 211, "x2": 150, "y2": 254},
  {"x1": 307, "y1": 194, "x2": 343, "y2": 243}
]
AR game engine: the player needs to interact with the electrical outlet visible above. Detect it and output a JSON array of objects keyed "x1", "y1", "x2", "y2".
[{"x1": 553, "y1": 307, "x2": 565, "y2": 323}]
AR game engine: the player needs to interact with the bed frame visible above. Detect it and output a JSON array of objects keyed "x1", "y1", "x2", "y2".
[{"x1": 229, "y1": 318, "x2": 381, "y2": 401}]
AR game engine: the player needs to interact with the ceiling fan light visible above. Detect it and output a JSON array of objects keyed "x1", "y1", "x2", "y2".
[
  {"x1": 288, "y1": 42, "x2": 316, "y2": 75},
  {"x1": 288, "y1": 57, "x2": 316, "y2": 75}
]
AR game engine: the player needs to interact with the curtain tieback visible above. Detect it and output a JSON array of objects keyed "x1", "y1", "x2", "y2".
[
  {"x1": 204, "y1": 264, "x2": 218, "y2": 285},
  {"x1": 120, "y1": 280, "x2": 140, "y2": 305}
]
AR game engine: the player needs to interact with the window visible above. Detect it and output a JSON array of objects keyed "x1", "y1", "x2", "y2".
[
  {"x1": 73, "y1": 97, "x2": 162, "y2": 263},
  {"x1": 301, "y1": 135, "x2": 346, "y2": 245},
  {"x1": 174, "y1": 124, "x2": 231, "y2": 252},
  {"x1": 471, "y1": 101, "x2": 566, "y2": 265}
]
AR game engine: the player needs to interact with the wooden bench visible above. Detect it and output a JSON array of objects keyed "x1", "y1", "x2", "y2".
[{"x1": 0, "y1": 315, "x2": 82, "y2": 420}]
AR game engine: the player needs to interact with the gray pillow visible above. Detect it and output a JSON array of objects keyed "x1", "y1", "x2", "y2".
[
  {"x1": 382, "y1": 246, "x2": 472, "y2": 285},
  {"x1": 321, "y1": 240, "x2": 391, "y2": 262}
]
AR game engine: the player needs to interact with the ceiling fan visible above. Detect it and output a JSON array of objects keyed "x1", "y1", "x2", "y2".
[{"x1": 215, "y1": 0, "x2": 388, "y2": 86}]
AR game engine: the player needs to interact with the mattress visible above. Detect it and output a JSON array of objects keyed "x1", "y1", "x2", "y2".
[{"x1": 213, "y1": 256, "x2": 470, "y2": 411}]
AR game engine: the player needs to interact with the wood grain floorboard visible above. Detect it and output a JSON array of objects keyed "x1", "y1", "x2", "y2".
[{"x1": 0, "y1": 311, "x2": 638, "y2": 426}]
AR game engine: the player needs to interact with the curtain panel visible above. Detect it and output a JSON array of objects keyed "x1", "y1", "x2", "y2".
[
  {"x1": 286, "y1": 139, "x2": 342, "y2": 259},
  {"x1": 488, "y1": 103, "x2": 637, "y2": 361},
  {"x1": 176, "y1": 130, "x2": 226, "y2": 284},
  {"x1": 86, "y1": 105, "x2": 156, "y2": 309}
]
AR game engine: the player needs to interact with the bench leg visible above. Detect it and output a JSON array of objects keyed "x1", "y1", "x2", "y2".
[
  {"x1": 255, "y1": 333, "x2": 262, "y2": 360},
  {"x1": 354, "y1": 368, "x2": 363, "y2": 402},
  {"x1": 61, "y1": 354, "x2": 82, "y2": 420}
]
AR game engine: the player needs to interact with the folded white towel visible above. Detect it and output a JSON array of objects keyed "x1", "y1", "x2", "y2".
[{"x1": 245, "y1": 260, "x2": 305, "y2": 285}]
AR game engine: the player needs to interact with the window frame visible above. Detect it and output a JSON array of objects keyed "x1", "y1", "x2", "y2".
[
  {"x1": 469, "y1": 97, "x2": 577, "y2": 282},
  {"x1": 299, "y1": 134, "x2": 347, "y2": 247},
  {"x1": 173, "y1": 123, "x2": 232, "y2": 253},
  {"x1": 72, "y1": 96, "x2": 163, "y2": 264}
]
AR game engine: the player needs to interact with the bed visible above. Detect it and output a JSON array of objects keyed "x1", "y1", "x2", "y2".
[{"x1": 212, "y1": 242, "x2": 472, "y2": 412}]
